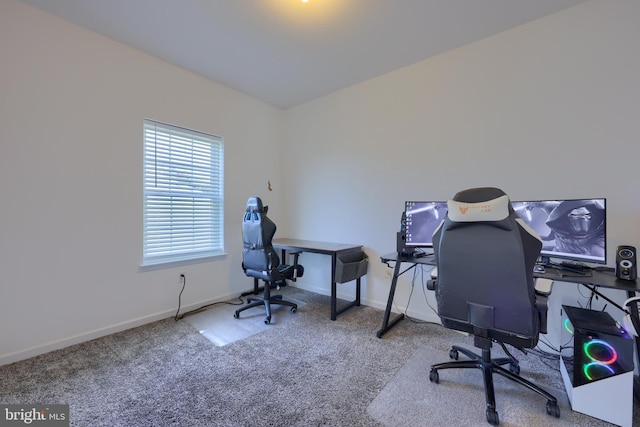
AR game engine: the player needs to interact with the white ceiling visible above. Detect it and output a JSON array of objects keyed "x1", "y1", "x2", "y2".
[{"x1": 19, "y1": 0, "x2": 587, "y2": 109}]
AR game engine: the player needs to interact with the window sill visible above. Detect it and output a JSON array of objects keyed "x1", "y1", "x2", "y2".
[{"x1": 139, "y1": 253, "x2": 228, "y2": 272}]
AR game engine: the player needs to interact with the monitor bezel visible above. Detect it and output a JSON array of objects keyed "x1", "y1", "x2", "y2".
[{"x1": 512, "y1": 198, "x2": 607, "y2": 265}]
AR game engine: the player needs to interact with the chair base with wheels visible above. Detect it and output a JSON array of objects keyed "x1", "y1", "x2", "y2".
[
  {"x1": 429, "y1": 336, "x2": 560, "y2": 425},
  {"x1": 234, "y1": 279, "x2": 298, "y2": 324}
]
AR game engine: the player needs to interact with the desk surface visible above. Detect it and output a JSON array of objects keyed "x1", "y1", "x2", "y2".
[
  {"x1": 380, "y1": 252, "x2": 640, "y2": 292},
  {"x1": 535, "y1": 267, "x2": 640, "y2": 292},
  {"x1": 381, "y1": 252, "x2": 435, "y2": 266},
  {"x1": 273, "y1": 238, "x2": 362, "y2": 255}
]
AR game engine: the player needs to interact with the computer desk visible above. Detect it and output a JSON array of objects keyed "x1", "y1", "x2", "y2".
[
  {"x1": 272, "y1": 238, "x2": 364, "y2": 320},
  {"x1": 378, "y1": 252, "x2": 640, "y2": 345}
]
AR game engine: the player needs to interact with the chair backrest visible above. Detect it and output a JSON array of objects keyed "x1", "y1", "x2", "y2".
[
  {"x1": 242, "y1": 197, "x2": 280, "y2": 274},
  {"x1": 432, "y1": 187, "x2": 542, "y2": 342}
]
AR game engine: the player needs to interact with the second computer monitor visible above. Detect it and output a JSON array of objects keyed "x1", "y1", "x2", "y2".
[{"x1": 404, "y1": 201, "x2": 448, "y2": 248}]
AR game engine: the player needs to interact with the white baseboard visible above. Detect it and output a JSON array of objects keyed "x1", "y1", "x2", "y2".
[
  {"x1": 0, "y1": 294, "x2": 236, "y2": 367},
  {"x1": 291, "y1": 283, "x2": 441, "y2": 324}
]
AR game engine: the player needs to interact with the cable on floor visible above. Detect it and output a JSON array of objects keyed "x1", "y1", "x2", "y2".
[{"x1": 174, "y1": 274, "x2": 245, "y2": 321}]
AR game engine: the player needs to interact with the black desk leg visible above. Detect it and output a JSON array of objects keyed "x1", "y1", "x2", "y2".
[
  {"x1": 377, "y1": 260, "x2": 405, "y2": 338},
  {"x1": 331, "y1": 253, "x2": 337, "y2": 320}
]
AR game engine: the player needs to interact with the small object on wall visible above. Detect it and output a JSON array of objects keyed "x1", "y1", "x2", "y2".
[{"x1": 268, "y1": 180, "x2": 272, "y2": 191}]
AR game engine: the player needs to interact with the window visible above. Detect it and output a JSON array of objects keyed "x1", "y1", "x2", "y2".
[{"x1": 142, "y1": 119, "x2": 224, "y2": 266}]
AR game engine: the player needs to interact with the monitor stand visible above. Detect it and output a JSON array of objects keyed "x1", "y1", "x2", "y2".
[
  {"x1": 400, "y1": 248, "x2": 416, "y2": 258},
  {"x1": 400, "y1": 248, "x2": 432, "y2": 259}
]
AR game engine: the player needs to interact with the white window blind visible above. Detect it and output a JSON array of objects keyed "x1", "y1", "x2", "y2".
[{"x1": 143, "y1": 119, "x2": 224, "y2": 266}]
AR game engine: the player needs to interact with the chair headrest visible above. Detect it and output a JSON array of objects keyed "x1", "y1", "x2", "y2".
[
  {"x1": 447, "y1": 188, "x2": 511, "y2": 223},
  {"x1": 452, "y1": 187, "x2": 507, "y2": 203},
  {"x1": 246, "y1": 197, "x2": 266, "y2": 213}
]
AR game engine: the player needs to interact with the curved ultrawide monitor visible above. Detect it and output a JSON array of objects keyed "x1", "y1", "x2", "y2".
[
  {"x1": 404, "y1": 201, "x2": 448, "y2": 247},
  {"x1": 511, "y1": 198, "x2": 607, "y2": 265}
]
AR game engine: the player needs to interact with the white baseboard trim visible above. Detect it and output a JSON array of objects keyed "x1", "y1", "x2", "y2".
[
  {"x1": 0, "y1": 294, "x2": 236, "y2": 367},
  {"x1": 291, "y1": 283, "x2": 441, "y2": 324}
]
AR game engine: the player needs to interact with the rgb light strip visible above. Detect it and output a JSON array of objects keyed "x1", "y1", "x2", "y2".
[{"x1": 563, "y1": 319, "x2": 573, "y2": 334}]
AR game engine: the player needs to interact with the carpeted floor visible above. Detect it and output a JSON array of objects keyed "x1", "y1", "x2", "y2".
[
  {"x1": 0, "y1": 287, "x2": 635, "y2": 426},
  {"x1": 370, "y1": 345, "x2": 572, "y2": 427}
]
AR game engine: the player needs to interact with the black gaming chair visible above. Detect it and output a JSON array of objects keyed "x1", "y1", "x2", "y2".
[
  {"x1": 427, "y1": 187, "x2": 560, "y2": 425},
  {"x1": 234, "y1": 197, "x2": 303, "y2": 324}
]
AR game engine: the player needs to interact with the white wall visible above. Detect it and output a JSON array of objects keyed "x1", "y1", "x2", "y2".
[
  {"x1": 0, "y1": 0, "x2": 285, "y2": 364},
  {"x1": 2, "y1": 0, "x2": 639, "y2": 365},
  {"x1": 282, "y1": 0, "x2": 640, "y2": 348}
]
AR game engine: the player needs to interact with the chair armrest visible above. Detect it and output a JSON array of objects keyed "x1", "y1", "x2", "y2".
[
  {"x1": 534, "y1": 279, "x2": 553, "y2": 334},
  {"x1": 427, "y1": 267, "x2": 438, "y2": 290},
  {"x1": 536, "y1": 295, "x2": 549, "y2": 335},
  {"x1": 534, "y1": 278, "x2": 553, "y2": 297},
  {"x1": 290, "y1": 250, "x2": 301, "y2": 263},
  {"x1": 290, "y1": 251, "x2": 302, "y2": 280}
]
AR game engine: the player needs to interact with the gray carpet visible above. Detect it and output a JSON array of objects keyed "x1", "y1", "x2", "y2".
[
  {"x1": 0, "y1": 287, "x2": 635, "y2": 426},
  {"x1": 369, "y1": 345, "x2": 572, "y2": 427}
]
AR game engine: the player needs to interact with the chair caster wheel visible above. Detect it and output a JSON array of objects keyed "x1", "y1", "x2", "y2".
[
  {"x1": 429, "y1": 369, "x2": 439, "y2": 384},
  {"x1": 449, "y1": 349, "x2": 459, "y2": 360},
  {"x1": 546, "y1": 401, "x2": 560, "y2": 418},
  {"x1": 233, "y1": 312, "x2": 240, "y2": 319},
  {"x1": 486, "y1": 408, "x2": 499, "y2": 425},
  {"x1": 291, "y1": 307, "x2": 297, "y2": 313},
  {"x1": 264, "y1": 316, "x2": 271, "y2": 324}
]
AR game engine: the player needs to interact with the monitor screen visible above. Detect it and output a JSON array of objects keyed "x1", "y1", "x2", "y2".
[
  {"x1": 404, "y1": 201, "x2": 448, "y2": 247},
  {"x1": 511, "y1": 198, "x2": 607, "y2": 265}
]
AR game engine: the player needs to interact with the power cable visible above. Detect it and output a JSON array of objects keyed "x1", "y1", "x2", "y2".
[{"x1": 174, "y1": 274, "x2": 245, "y2": 321}]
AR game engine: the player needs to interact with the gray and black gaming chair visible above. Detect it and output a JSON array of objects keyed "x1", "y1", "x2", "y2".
[
  {"x1": 234, "y1": 197, "x2": 303, "y2": 324},
  {"x1": 427, "y1": 187, "x2": 560, "y2": 425}
]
